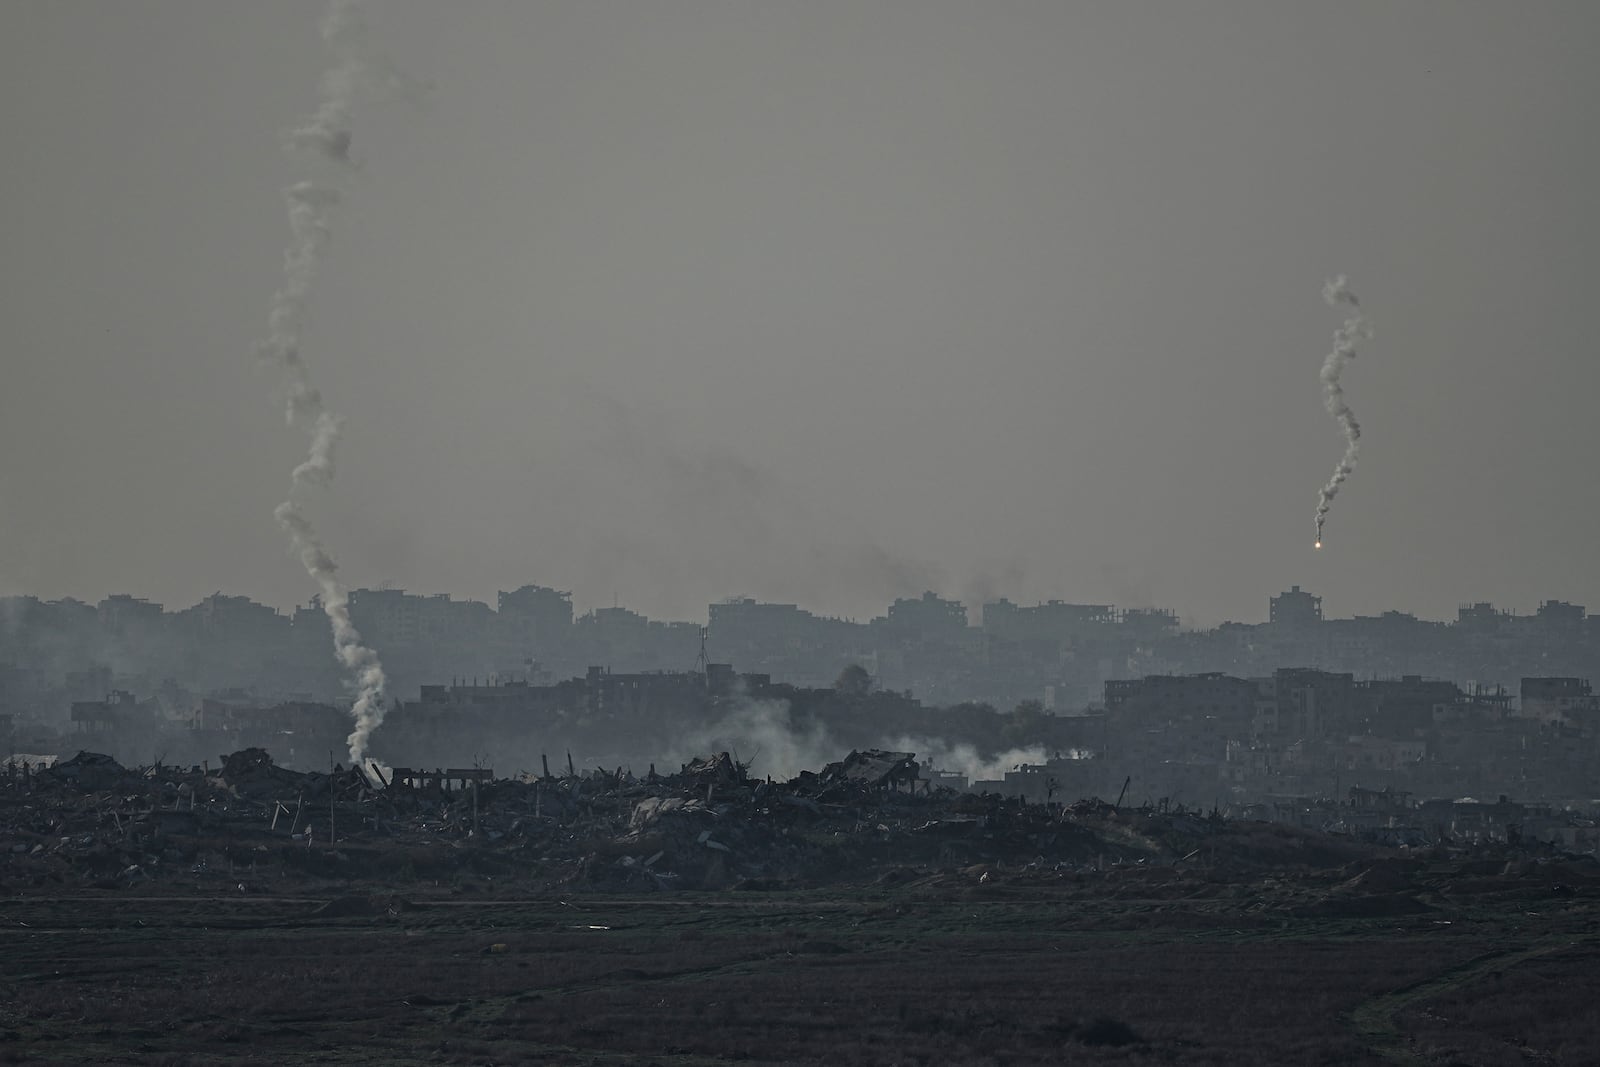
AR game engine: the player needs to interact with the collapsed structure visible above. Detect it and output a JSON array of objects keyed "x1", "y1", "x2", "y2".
[{"x1": 4, "y1": 744, "x2": 1597, "y2": 902}]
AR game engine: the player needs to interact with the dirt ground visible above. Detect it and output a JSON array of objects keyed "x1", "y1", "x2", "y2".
[{"x1": 1, "y1": 869, "x2": 1596, "y2": 1066}]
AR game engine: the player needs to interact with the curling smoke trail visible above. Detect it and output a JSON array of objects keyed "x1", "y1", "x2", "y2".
[
  {"x1": 274, "y1": 502, "x2": 387, "y2": 764},
  {"x1": 259, "y1": 0, "x2": 389, "y2": 765},
  {"x1": 1313, "y1": 275, "x2": 1372, "y2": 546}
]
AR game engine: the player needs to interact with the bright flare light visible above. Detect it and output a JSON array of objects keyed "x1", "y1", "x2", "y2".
[{"x1": 1314, "y1": 541, "x2": 1323, "y2": 549}]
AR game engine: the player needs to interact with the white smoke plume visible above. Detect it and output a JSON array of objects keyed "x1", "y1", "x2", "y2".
[
  {"x1": 1313, "y1": 275, "x2": 1373, "y2": 545},
  {"x1": 885, "y1": 737, "x2": 1049, "y2": 785},
  {"x1": 286, "y1": 0, "x2": 367, "y2": 164},
  {"x1": 273, "y1": 502, "x2": 387, "y2": 762},
  {"x1": 259, "y1": 181, "x2": 337, "y2": 429},
  {"x1": 666, "y1": 696, "x2": 838, "y2": 781},
  {"x1": 292, "y1": 410, "x2": 343, "y2": 489},
  {"x1": 666, "y1": 691, "x2": 1058, "y2": 788},
  {"x1": 258, "y1": 0, "x2": 395, "y2": 765}
]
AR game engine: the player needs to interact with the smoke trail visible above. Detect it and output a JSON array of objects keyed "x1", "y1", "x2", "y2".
[
  {"x1": 274, "y1": 502, "x2": 386, "y2": 760},
  {"x1": 258, "y1": 1, "x2": 391, "y2": 765},
  {"x1": 1313, "y1": 275, "x2": 1373, "y2": 545},
  {"x1": 286, "y1": 0, "x2": 366, "y2": 165}
]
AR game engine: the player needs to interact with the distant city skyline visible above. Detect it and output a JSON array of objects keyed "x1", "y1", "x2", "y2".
[{"x1": 3, "y1": 578, "x2": 1588, "y2": 630}]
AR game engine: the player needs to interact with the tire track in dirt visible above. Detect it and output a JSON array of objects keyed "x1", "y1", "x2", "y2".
[{"x1": 1349, "y1": 938, "x2": 1588, "y2": 1064}]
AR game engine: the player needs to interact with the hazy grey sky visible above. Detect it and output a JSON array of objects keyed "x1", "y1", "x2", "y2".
[{"x1": 2, "y1": 1, "x2": 1597, "y2": 626}]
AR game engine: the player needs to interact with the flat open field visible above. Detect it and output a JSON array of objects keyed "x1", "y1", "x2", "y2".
[{"x1": 1, "y1": 873, "x2": 1596, "y2": 1066}]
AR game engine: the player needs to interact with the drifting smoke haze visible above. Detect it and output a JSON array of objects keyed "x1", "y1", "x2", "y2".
[
  {"x1": 667, "y1": 696, "x2": 836, "y2": 782},
  {"x1": 666, "y1": 690, "x2": 1053, "y2": 786},
  {"x1": 564, "y1": 385, "x2": 950, "y2": 618},
  {"x1": 885, "y1": 738, "x2": 1050, "y2": 785},
  {"x1": 259, "y1": 0, "x2": 396, "y2": 765},
  {"x1": 1313, "y1": 275, "x2": 1372, "y2": 545}
]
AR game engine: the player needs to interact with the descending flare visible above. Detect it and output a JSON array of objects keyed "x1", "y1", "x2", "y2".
[{"x1": 1312, "y1": 276, "x2": 1373, "y2": 546}]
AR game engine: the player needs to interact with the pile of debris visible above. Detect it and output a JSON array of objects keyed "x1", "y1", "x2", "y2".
[{"x1": 3, "y1": 746, "x2": 1595, "y2": 902}]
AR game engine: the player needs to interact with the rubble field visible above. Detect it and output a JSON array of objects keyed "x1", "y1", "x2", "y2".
[{"x1": 2, "y1": 749, "x2": 1598, "y2": 1064}]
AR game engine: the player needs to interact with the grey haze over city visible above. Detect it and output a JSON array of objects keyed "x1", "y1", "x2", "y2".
[{"x1": 3, "y1": 1, "x2": 1598, "y2": 628}]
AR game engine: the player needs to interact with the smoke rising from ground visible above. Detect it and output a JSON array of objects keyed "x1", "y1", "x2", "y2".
[
  {"x1": 667, "y1": 696, "x2": 836, "y2": 782},
  {"x1": 1313, "y1": 275, "x2": 1372, "y2": 545},
  {"x1": 884, "y1": 737, "x2": 1049, "y2": 784},
  {"x1": 272, "y1": 502, "x2": 386, "y2": 762},
  {"x1": 259, "y1": 0, "x2": 392, "y2": 765},
  {"x1": 665, "y1": 690, "x2": 1052, "y2": 786}
]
